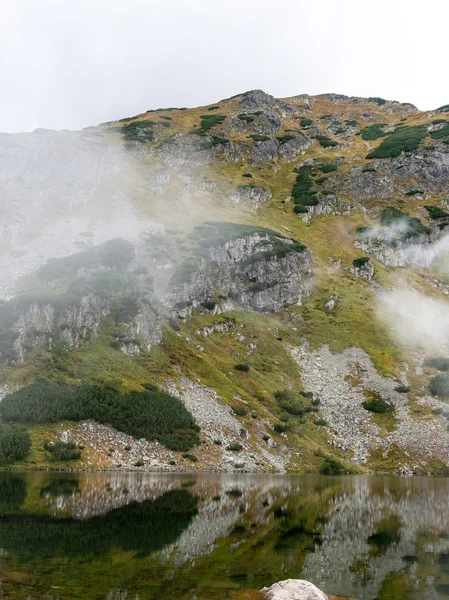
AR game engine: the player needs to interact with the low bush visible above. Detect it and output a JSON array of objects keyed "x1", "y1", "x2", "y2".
[
  {"x1": 429, "y1": 123, "x2": 449, "y2": 140},
  {"x1": 199, "y1": 114, "x2": 226, "y2": 132},
  {"x1": 44, "y1": 441, "x2": 81, "y2": 462},
  {"x1": 321, "y1": 456, "x2": 344, "y2": 474},
  {"x1": 362, "y1": 397, "x2": 392, "y2": 413},
  {"x1": 353, "y1": 257, "x2": 370, "y2": 268},
  {"x1": 368, "y1": 97, "x2": 387, "y2": 105},
  {"x1": 182, "y1": 453, "x2": 198, "y2": 462},
  {"x1": 232, "y1": 406, "x2": 248, "y2": 417},
  {"x1": 300, "y1": 118, "x2": 313, "y2": 127},
  {"x1": 315, "y1": 418, "x2": 327, "y2": 426},
  {"x1": 345, "y1": 119, "x2": 358, "y2": 127},
  {"x1": 227, "y1": 443, "x2": 243, "y2": 452},
  {"x1": 424, "y1": 357, "x2": 449, "y2": 371},
  {"x1": 238, "y1": 113, "x2": 254, "y2": 123},
  {"x1": 430, "y1": 375, "x2": 449, "y2": 397},
  {"x1": 395, "y1": 385, "x2": 411, "y2": 393},
  {"x1": 425, "y1": 205, "x2": 449, "y2": 219},
  {"x1": 315, "y1": 176, "x2": 327, "y2": 184},
  {"x1": 250, "y1": 134, "x2": 270, "y2": 142},
  {"x1": 273, "y1": 423, "x2": 288, "y2": 434},
  {"x1": 366, "y1": 125, "x2": 427, "y2": 159},
  {"x1": 207, "y1": 106, "x2": 220, "y2": 111},
  {"x1": 319, "y1": 164, "x2": 338, "y2": 173},
  {"x1": 381, "y1": 207, "x2": 429, "y2": 240},
  {"x1": 242, "y1": 172, "x2": 253, "y2": 178},
  {"x1": 1, "y1": 381, "x2": 200, "y2": 452},
  {"x1": 0, "y1": 424, "x2": 31, "y2": 466},
  {"x1": 360, "y1": 124, "x2": 386, "y2": 140},
  {"x1": 234, "y1": 363, "x2": 250, "y2": 372},
  {"x1": 315, "y1": 135, "x2": 338, "y2": 148},
  {"x1": 274, "y1": 390, "x2": 307, "y2": 416},
  {"x1": 436, "y1": 104, "x2": 449, "y2": 113},
  {"x1": 262, "y1": 434, "x2": 270, "y2": 442},
  {"x1": 276, "y1": 135, "x2": 295, "y2": 144},
  {"x1": 201, "y1": 299, "x2": 217, "y2": 310},
  {"x1": 405, "y1": 188, "x2": 425, "y2": 196}
]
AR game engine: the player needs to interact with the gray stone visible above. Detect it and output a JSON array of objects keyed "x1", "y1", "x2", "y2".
[{"x1": 261, "y1": 579, "x2": 328, "y2": 600}]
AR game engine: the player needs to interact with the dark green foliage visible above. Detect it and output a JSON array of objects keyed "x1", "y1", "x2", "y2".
[
  {"x1": 368, "y1": 97, "x2": 387, "y2": 105},
  {"x1": 38, "y1": 239, "x2": 134, "y2": 281},
  {"x1": 293, "y1": 205, "x2": 309, "y2": 214},
  {"x1": 1, "y1": 381, "x2": 200, "y2": 452},
  {"x1": 320, "y1": 115, "x2": 332, "y2": 119},
  {"x1": 207, "y1": 106, "x2": 220, "y2": 111},
  {"x1": 362, "y1": 397, "x2": 392, "y2": 413},
  {"x1": 381, "y1": 207, "x2": 429, "y2": 240},
  {"x1": 159, "y1": 115, "x2": 172, "y2": 120},
  {"x1": 182, "y1": 453, "x2": 198, "y2": 462},
  {"x1": 300, "y1": 118, "x2": 313, "y2": 127},
  {"x1": 237, "y1": 183, "x2": 256, "y2": 190},
  {"x1": 362, "y1": 167, "x2": 377, "y2": 173},
  {"x1": 0, "y1": 489, "x2": 197, "y2": 559},
  {"x1": 227, "y1": 443, "x2": 243, "y2": 452},
  {"x1": 250, "y1": 134, "x2": 270, "y2": 142},
  {"x1": 315, "y1": 419, "x2": 327, "y2": 426},
  {"x1": 0, "y1": 424, "x2": 31, "y2": 466},
  {"x1": 429, "y1": 123, "x2": 449, "y2": 139},
  {"x1": 121, "y1": 120, "x2": 155, "y2": 142},
  {"x1": 274, "y1": 390, "x2": 308, "y2": 416},
  {"x1": 262, "y1": 434, "x2": 270, "y2": 442},
  {"x1": 291, "y1": 165, "x2": 317, "y2": 211},
  {"x1": 198, "y1": 114, "x2": 226, "y2": 132},
  {"x1": 436, "y1": 104, "x2": 449, "y2": 113},
  {"x1": 0, "y1": 475, "x2": 27, "y2": 511},
  {"x1": 425, "y1": 205, "x2": 449, "y2": 219},
  {"x1": 345, "y1": 120, "x2": 358, "y2": 127},
  {"x1": 395, "y1": 386, "x2": 411, "y2": 393},
  {"x1": 276, "y1": 135, "x2": 295, "y2": 144},
  {"x1": 234, "y1": 363, "x2": 249, "y2": 372},
  {"x1": 366, "y1": 125, "x2": 427, "y2": 159},
  {"x1": 424, "y1": 357, "x2": 449, "y2": 371},
  {"x1": 238, "y1": 113, "x2": 254, "y2": 123},
  {"x1": 201, "y1": 299, "x2": 217, "y2": 310},
  {"x1": 44, "y1": 441, "x2": 81, "y2": 463},
  {"x1": 405, "y1": 188, "x2": 425, "y2": 196},
  {"x1": 321, "y1": 456, "x2": 344, "y2": 474},
  {"x1": 319, "y1": 164, "x2": 338, "y2": 173},
  {"x1": 360, "y1": 124, "x2": 386, "y2": 140},
  {"x1": 432, "y1": 119, "x2": 447, "y2": 125},
  {"x1": 242, "y1": 172, "x2": 253, "y2": 178},
  {"x1": 315, "y1": 136, "x2": 338, "y2": 148},
  {"x1": 232, "y1": 406, "x2": 248, "y2": 416},
  {"x1": 315, "y1": 176, "x2": 327, "y2": 184},
  {"x1": 353, "y1": 257, "x2": 370, "y2": 268},
  {"x1": 273, "y1": 423, "x2": 288, "y2": 434},
  {"x1": 430, "y1": 375, "x2": 449, "y2": 397}
]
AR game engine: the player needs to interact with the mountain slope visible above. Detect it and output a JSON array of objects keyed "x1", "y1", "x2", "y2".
[{"x1": 2, "y1": 89, "x2": 449, "y2": 473}]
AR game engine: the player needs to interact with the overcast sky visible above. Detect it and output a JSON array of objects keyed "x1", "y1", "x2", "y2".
[{"x1": 1, "y1": 0, "x2": 447, "y2": 132}]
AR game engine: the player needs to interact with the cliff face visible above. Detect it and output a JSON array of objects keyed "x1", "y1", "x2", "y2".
[{"x1": 2, "y1": 89, "x2": 449, "y2": 473}]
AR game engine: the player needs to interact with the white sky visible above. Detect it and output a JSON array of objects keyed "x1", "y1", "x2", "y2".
[{"x1": 1, "y1": 0, "x2": 447, "y2": 132}]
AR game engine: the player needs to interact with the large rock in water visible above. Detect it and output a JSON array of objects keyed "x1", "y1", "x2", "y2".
[{"x1": 261, "y1": 579, "x2": 328, "y2": 600}]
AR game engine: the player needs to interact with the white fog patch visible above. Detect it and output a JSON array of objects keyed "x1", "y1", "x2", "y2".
[{"x1": 379, "y1": 288, "x2": 449, "y2": 353}]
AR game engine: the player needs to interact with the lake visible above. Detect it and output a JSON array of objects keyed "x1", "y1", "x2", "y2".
[{"x1": 0, "y1": 472, "x2": 448, "y2": 599}]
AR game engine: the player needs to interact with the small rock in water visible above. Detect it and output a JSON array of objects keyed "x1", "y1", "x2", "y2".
[{"x1": 261, "y1": 579, "x2": 328, "y2": 600}]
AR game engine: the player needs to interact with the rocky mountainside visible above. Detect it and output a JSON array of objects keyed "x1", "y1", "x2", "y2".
[{"x1": 2, "y1": 89, "x2": 449, "y2": 473}]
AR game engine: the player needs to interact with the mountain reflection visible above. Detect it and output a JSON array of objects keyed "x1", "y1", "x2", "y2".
[{"x1": 0, "y1": 473, "x2": 449, "y2": 599}]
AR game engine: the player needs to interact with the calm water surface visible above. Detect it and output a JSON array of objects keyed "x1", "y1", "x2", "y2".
[{"x1": 0, "y1": 472, "x2": 448, "y2": 599}]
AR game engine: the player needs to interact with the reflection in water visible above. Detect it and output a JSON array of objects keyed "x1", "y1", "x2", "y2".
[{"x1": 0, "y1": 473, "x2": 449, "y2": 598}]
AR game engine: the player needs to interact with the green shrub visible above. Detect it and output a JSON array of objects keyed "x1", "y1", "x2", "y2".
[
  {"x1": 405, "y1": 188, "x2": 425, "y2": 196},
  {"x1": 429, "y1": 123, "x2": 449, "y2": 139},
  {"x1": 315, "y1": 136, "x2": 338, "y2": 148},
  {"x1": 232, "y1": 406, "x2": 248, "y2": 417},
  {"x1": 207, "y1": 106, "x2": 220, "y2": 111},
  {"x1": 182, "y1": 453, "x2": 198, "y2": 462},
  {"x1": 242, "y1": 173, "x2": 253, "y2": 178},
  {"x1": 234, "y1": 463, "x2": 245, "y2": 469},
  {"x1": 321, "y1": 456, "x2": 344, "y2": 474},
  {"x1": 424, "y1": 357, "x2": 449, "y2": 371},
  {"x1": 134, "y1": 460, "x2": 145, "y2": 467},
  {"x1": 430, "y1": 375, "x2": 449, "y2": 397},
  {"x1": 262, "y1": 434, "x2": 270, "y2": 442},
  {"x1": 362, "y1": 397, "x2": 392, "y2": 413},
  {"x1": 273, "y1": 423, "x2": 288, "y2": 434},
  {"x1": 381, "y1": 207, "x2": 429, "y2": 239},
  {"x1": 227, "y1": 443, "x2": 243, "y2": 452},
  {"x1": 201, "y1": 299, "x2": 217, "y2": 310},
  {"x1": 0, "y1": 424, "x2": 31, "y2": 466},
  {"x1": 238, "y1": 113, "x2": 254, "y2": 123},
  {"x1": 198, "y1": 114, "x2": 226, "y2": 132},
  {"x1": 436, "y1": 104, "x2": 449, "y2": 113},
  {"x1": 121, "y1": 120, "x2": 155, "y2": 142},
  {"x1": 315, "y1": 176, "x2": 327, "y2": 184},
  {"x1": 315, "y1": 418, "x2": 327, "y2": 426},
  {"x1": 368, "y1": 97, "x2": 387, "y2": 105},
  {"x1": 294, "y1": 205, "x2": 309, "y2": 214},
  {"x1": 395, "y1": 385, "x2": 411, "y2": 393},
  {"x1": 319, "y1": 164, "x2": 338, "y2": 173},
  {"x1": 234, "y1": 363, "x2": 250, "y2": 372},
  {"x1": 44, "y1": 441, "x2": 81, "y2": 462},
  {"x1": 276, "y1": 135, "x2": 295, "y2": 144},
  {"x1": 274, "y1": 390, "x2": 307, "y2": 416},
  {"x1": 250, "y1": 134, "x2": 270, "y2": 142},
  {"x1": 345, "y1": 120, "x2": 358, "y2": 127},
  {"x1": 1, "y1": 382, "x2": 200, "y2": 452},
  {"x1": 300, "y1": 118, "x2": 313, "y2": 127},
  {"x1": 353, "y1": 257, "x2": 370, "y2": 268},
  {"x1": 367, "y1": 125, "x2": 427, "y2": 159},
  {"x1": 425, "y1": 205, "x2": 449, "y2": 219},
  {"x1": 360, "y1": 124, "x2": 386, "y2": 140}
]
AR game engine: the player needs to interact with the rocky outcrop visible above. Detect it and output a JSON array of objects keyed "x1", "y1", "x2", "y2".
[
  {"x1": 166, "y1": 232, "x2": 312, "y2": 314},
  {"x1": 157, "y1": 133, "x2": 215, "y2": 170},
  {"x1": 239, "y1": 90, "x2": 298, "y2": 117},
  {"x1": 229, "y1": 186, "x2": 272, "y2": 209},
  {"x1": 261, "y1": 579, "x2": 328, "y2": 600}
]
